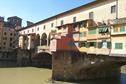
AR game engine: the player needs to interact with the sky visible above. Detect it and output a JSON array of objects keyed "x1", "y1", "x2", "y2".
[{"x1": 0, "y1": 0, "x2": 94, "y2": 26}]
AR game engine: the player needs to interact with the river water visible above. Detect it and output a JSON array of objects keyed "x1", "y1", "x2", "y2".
[
  {"x1": 0, "y1": 67, "x2": 125, "y2": 84},
  {"x1": 75, "y1": 74, "x2": 126, "y2": 84}
]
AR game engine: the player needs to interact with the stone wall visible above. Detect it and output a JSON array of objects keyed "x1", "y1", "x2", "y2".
[
  {"x1": 52, "y1": 51, "x2": 124, "y2": 81},
  {"x1": 17, "y1": 49, "x2": 52, "y2": 68},
  {"x1": 17, "y1": 49, "x2": 35, "y2": 66},
  {"x1": 0, "y1": 50, "x2": 17, "y2": 67}
]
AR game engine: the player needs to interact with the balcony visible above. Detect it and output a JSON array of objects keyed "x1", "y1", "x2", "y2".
[
  {"x1": 79, "y1": 47, "x2": 88, "y2": 53},
  {"x1": 96, "y1": 48, "x2": 110, "y2": 55},
  {"x1": 98, "y1": 34, "x2": 110, "y2": 39},
  {"x1": 87, "y1": 47, "x2": 97, "y2": 54},
  {"x1": 87, "y1": 35, "x2": 97, "y2": 40},
  {"x1": 37, "y1": 46, "x2": 50, "y2": 53},
  {"x1": 80, "y1": 37, "x2": 87, "y2": 41}
]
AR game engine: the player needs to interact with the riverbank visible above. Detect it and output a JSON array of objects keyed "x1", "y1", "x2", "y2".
[{"x1": 121, "y1": 65, "x2": 126, "y2": 74}]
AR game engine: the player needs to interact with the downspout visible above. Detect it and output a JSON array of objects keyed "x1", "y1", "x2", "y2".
[{"x1": 116, "y1": 0, "x2": 118, "y2": 19}]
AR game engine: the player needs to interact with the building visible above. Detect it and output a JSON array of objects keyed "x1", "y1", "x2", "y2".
[
  {"x1": 0, "y1": 16, "x2": 22, "y2": 52},
  {"x1": 18, "y1": 0, "x2": 126, "y2": 55},
  {"x1": 17, "y1": 0, "x2": 126, "y2": 80},
  {"x1": 110, "y1": 18, "x2": 126, "y2": 57},
  {"x1": 7, "y1": 16, "x2": 22, "y2": 28}
]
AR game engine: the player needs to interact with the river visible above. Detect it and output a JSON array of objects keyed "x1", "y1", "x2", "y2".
[{"x1": 0, "y1": 67, "x2": 125, "y2": 84}]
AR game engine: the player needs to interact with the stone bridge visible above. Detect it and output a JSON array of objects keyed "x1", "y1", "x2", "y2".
[{"x1": 52, "y1": 51, "x2": 126, "y2": 81}]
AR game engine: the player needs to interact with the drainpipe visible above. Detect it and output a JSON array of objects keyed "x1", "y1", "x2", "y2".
[{"x1": 116, "y1": 0, "x2": 118, "y2": 19}]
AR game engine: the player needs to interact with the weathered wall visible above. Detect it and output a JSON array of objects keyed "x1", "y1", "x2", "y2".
[
  {"x1": 32, "y1": 52, "x2": 52, "y2": 68},
  {"x1": 52, "y1": 51, "x2": 126, "y2": 81},
  {"x1": 17, "y1": 49, "x2": 52, "y2": 68},
  {"x1": 0, "y1": 50, "x2": 17, "y2": 67}
]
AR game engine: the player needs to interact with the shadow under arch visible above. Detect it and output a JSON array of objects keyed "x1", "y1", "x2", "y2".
[
  {"x1": 23, "y1": 35, "x2": 29, "y2": 49},
  {"x1": 32, "y1": 52, "x2": 52, "y2": 68},
  {"x1": 35, "y1": 34, "x2": 40, "y2": 47}
]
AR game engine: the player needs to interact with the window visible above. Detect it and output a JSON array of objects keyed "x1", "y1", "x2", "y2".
[
  {"x1": 10, "y1": 38, "x2": 13, "y2": 41},
  {"x1": 107, "y1": 42, "x2": 111, "y2": 49},
  {"x1": 120, "y1": 26, "x2": 125, "y2": 32},
  {"x1": 3, "y1": 42, "x2": 6, "y2": 45},
  {"x1": 115, "y1": 43, "x2": 123, "y2": 49},
  {"x1": 51, "y1": 23, "x2": 54, "y2": 27},
  {"x1": 61, "y1": 20, "x2": 64, "y2": 25},
  {"x1": 88, "y1": 29, "x2": 96, "y2": 35},
  {"x1": 32, "y1": 29, "x2": 34, "y2": 32},
  {"x1": 114, "y1": 27, "x2": 118, "y2": 32},
  {"x1": 79, "y1": 42, "x2": 87, "y2": 48},
  {"x1": 89, "y1": 12, "x2": 94, "y2": 19},
  {"x1": 73, "y1": 17, "x2": 76, "y2": 23},
  {"x1": 10, "y1": 33, "x2": 13, "y2": 36},
  {"x1": 43, "y1": 25, "x2": 46, "y2": 30},
  {"x1": 4, "y1": 32, "x2": 6, "y2": 35},
  {"x1": 10, "y1": 43, "x2": 12, "y2": 47},
  {"x1": 37, "y1": 27, "x2": 39, "y2": 31},
  {"x1": 80, "y1": 32, "x2": 86, "y2": 37},
  {"x1": 27, "y1": 30, "x2": 29, "y2": 33},
  {"x1": 3, "y1": 37, "x2": 7, "y2": 40},
  {"x1": 111, "y1": 5, "x2": 116, "y2": 14},
  {"x1": 89, "y1": 42, "x2": 96, "y2": 48},
  {"x1": 102, "y1": 41, "x2": 107, "y2": 48}
]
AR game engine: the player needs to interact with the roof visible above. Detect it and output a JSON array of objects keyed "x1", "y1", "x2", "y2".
[
  {"x1": 19, "y1": 0, "x2": 108, "y2": 31},
  {"x1": 7, "y1": 16, "x2": 22, "y2": 20}
]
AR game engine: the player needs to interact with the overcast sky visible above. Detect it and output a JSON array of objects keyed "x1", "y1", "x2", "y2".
[{"x1": 0, "y1": 0, "x2": 94, "y2": 26}]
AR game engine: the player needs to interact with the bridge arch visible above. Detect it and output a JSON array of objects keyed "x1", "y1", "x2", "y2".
[{"x1": 32, "y1": 52, "x2": 52, "y2": 68}]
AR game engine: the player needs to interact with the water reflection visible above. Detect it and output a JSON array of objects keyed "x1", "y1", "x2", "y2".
[
  {"x1": 121, "y1": 74, "x2": 126, "y2": 84},
  {"x1": 74, "y1": 74, "x2": 126, "y2": 84}
]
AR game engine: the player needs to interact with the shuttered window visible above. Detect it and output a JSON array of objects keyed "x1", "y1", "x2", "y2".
[
  {"x1": 115, "y1": 43, "x2": 123, "y2": 49},
  {"x1": 114, "y1": 27, "x2": 118, "y2": 32},
  {"x1": 120, "y1": 26, "x2": 125, "y2": 32},
  {"x1": 88, "y1": 29, "x2": 96, "y2": 35},
  {"x1": 80, "y1": 32, "x2": 86, "y2": 37}
]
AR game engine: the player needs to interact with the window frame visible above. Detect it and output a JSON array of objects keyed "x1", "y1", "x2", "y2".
[
  {"x1": 115, "y1": 43, "x2": 123, "y2": 49},
  {"x1": 89, "y1": 12, "x2": 94, "y2": 19},
  {"x1": 73, "y1": 17, "x2": 76, "y2": 23},
  {"x1": 111, "y1": 5, "x2": 116, "y2": 14}
]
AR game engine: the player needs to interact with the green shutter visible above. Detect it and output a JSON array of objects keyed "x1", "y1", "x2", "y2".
[
  {"x1": 99, "y1": 28, "x2": 102, "y2": 33},
  {"x1": 80, "y1": 32, "x2": 84, "y2": 37},
  {"x1": 115, "y1": 43, "x2": 123, "y2": 49},
  {"x1": 107, "y1": 42, "x2": 111, "y2": 49},
  {"x1": 104, "y1": 27, "x2": 108, "y2": 33},
  {"x1": 88, "y1": 29, "x2": 96, "y2": 35},
  {"x1": 120, "y1": 26, "x2": 125, "y2": 32},
  {"x1": 94, "y1": 42, "x2": 97, "y2": 48}
]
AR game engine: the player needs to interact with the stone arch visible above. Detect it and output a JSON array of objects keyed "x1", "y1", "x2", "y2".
[
  {"x1": 41, "y1": 33, "x2": 47, "y2": 46},
  {"x1": 32, "y1": 52, "x2": 52, "y2": 68},
  {"x1": 35, "y1": 34, "x2": 40, "y2": 47}
]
